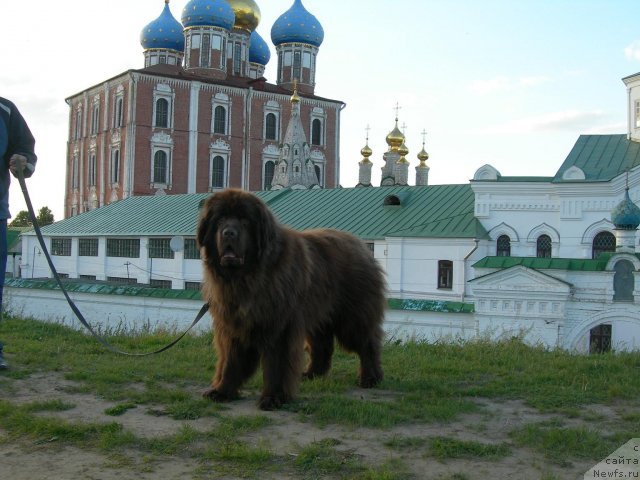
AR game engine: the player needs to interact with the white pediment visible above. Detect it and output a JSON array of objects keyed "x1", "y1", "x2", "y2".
[{"x1": 470, "y1": 265, "x2": 572, "y2": 294}]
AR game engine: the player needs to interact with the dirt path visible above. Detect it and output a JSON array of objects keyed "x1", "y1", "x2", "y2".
[{"x1": 0, "y1": 373, "x2": 605, "y2": 479}]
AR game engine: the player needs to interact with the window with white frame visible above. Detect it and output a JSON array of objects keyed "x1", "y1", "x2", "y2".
[
  {"x1": 213, "y1": 105, "x2": 226, "y2": 134},
  {"x1": 91, "y1": 102, "x2": 100, "y2": 135},
  {"x1": 88, "y1": 152, "x2": 97, "y2": 187},
  {"x1": 74, "y1": 108, "x2": 82, "y2": 139},
  {"x1": 310, "y1": 108, "x2": 325, "y2": 146},
  {"x1": 265, "y1": 113, "x2": 278, "y2": 140},
  {"x1": 201, "y1": 33, "x2": 210, "y2": 68},
  {"x1": 72, "y1": 153, "x2": 79, "y2": 189},
  {"x1": 264, "y1": 160, "x2": 275, "y2": 190},
  {"x1": 111, "y1": 148, "x2": 120, "y2": 184},
  {"x1": 210, "y1": 154, "x2": 226, "y2": 189},
  {"x1": 113, "y1": 94, "x2": 124, "y2": 128},
  {"x1": 153, "y1": 149, "x2": 170, "y2": 185},
  {"x1": 51, "y1": 238, "x2": 72, "y2": 256},
  {"x1": 152, "y1": 84, "x2": 174, "y2": 129},
  {"x1": 636, "y1": 100, "x2": 640, "y2": 128}
]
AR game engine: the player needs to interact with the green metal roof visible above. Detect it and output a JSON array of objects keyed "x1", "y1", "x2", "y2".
[
  {"x1": 553, "y1": 134, "x2": 640, "y2": 182},
  {"x1": 34, "y1": 185, "x2": 489, "y2": 241},
  {"x1": 472, "y1": 255, "x2": 620, "y2": 271}
]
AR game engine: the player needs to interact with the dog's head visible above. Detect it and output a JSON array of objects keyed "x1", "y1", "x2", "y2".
[{"x1": 197, "y1": 189, "x2": 278, "y2": 277}]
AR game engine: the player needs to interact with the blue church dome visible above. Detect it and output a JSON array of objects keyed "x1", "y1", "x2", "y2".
[
  {"x1": 271, "y1": 0, "x2": 324, "y2": 48},
  {"x1": 249, "y1": 30, "x2": 271, "y2": 65},
  {"x1": 611, "y1": 188, "x2": 640, "y2": 230},
  {"x1": 140, "y1": 1, "x2": 185, "y2": 52},
  {"x1": 181, "y1": 0, "x2": 235, "y2": 30}
]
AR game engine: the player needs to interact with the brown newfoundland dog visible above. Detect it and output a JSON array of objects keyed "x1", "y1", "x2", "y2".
[{"x1": 197, "y1": 189, "x2": 386, "y2": 410}]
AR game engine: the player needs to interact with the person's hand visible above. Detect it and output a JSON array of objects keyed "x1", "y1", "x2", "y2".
[{"x1": 9, "y1": 154, "x2": 27, "y2": 178}]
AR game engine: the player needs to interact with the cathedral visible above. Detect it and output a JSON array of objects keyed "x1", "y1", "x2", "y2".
[{"x1": 63, "y1": 0, "x2": 343, "y2": 218}]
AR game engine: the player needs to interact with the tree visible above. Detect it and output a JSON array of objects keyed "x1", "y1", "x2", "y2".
[
  {"x1": 9, "y1": 206, "x2": 55, "y2": 227},
  {"x1": 9, "y1": 210, "x2": 31, "y2": 227},
  {"x1": 37, "y1": 206, "x2": 54, "y2": 226}
]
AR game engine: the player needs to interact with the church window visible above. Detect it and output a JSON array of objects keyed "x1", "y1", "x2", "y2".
[
  {"x1": 589, "y1": 324, "x2": 611, "y2": 354},
  {"x1": 496, "y1": 235, "x2": 511, "y2": 257},
  {"x1": 111, "y1": 149, "x2": 120, "y2": 184},
  {"x1": 72, "y1": 154, "x2": 79, "y2": 189},
  {"x1": 592, "y1": 231, "x2": 615, "y2": 259},
  {"x1": 191, "y1": 33, "x2": 201, "y2": 49},
  {"x1": 233, "y1": 42, "x2": 242, "y2": 75},
  {"x1": 613, "y1": 260, "x2": 634, "y2": 302},
  {"x1": 114, "y1": 96, "x2": 124, "y2": 128},
  {"x1": 265, "y1": 113, "x2": 277, "y2": 140},
  {"x1": 311, "y1": 118, "x2": 322, "y2": 146},
  {"x1": 88, "y1": 153, "x2": 97, "y2": 186},
  {"x1": 211, "y1": 34, "x2": 221, "y2": 50},
  {"x1": 293, "y1": 51, "x2": 301, "y2": 81},
  {"x1": 155, "y1": 98, "x2": 169, "y2": 128},
  {"x1": 221, "y1": 38, "x2": 227, "y2": 67},
  {"x1": 264, "y1": 161, "x2": 275, "y2": 190},
  {"x1": 211, "y1": 155, "x2": 225, "y2": 189},
  {"x1": 213, "y1": 105, "x2": 227, "y2": 134},
  {"x1": 200, "y1": 33, "x2": 210, "y2": 68},
  {"x1": 636, "y1": 100, "x2": 640, "y2": 128},
  {"x1": 536, "y1": 234, "x2": 552, "y2": 258},
  {"x1": 75, "y1": 109, "x2": 82, "y2": 139},
  {"x1": 91, "y1": 104, "x2": 100, "y2": 135},
  {"x1": 314, "y1": 165, "x2": 322, "y2": 186},
  {"x1": 438, "y1": 260, "x2": 453, "y2": 289},
  {"x1": 153, "y1": 150, "x2": 169, "y2": 184}
]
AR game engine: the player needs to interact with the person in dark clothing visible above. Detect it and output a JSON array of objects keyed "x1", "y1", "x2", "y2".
[{"x1": 0, "y1": 97, "x2": 38, "y2": 369}]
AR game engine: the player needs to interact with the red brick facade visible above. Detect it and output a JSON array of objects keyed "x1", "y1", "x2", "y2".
[{"x1": 64, "y1": 68, "x2": 343, "y2": 218}]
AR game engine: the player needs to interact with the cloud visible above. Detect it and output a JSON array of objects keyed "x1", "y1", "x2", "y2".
[
  {"x1": 468, "y1": 75, "x2": 551, "y2": 94},
  {"x1": 624, "y1": 41, "x2": 640, "y2": 61},
  {"x1": 471, "y1": 109, "x2": 608, "y2": 134}
]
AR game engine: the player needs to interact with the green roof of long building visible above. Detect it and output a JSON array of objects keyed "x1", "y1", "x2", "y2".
[{"x1": 35, "y1": 185, "x2": 489, "y2": 241}]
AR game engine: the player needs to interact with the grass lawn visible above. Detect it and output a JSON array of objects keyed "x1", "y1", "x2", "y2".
[{"x1": 0, "y1": 315, "x2": 639, "y2": 479}]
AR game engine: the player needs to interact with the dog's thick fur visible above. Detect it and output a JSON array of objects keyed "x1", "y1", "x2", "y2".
[{"x1": 197, "y1": 189, "x2": 386, "y2": 410}]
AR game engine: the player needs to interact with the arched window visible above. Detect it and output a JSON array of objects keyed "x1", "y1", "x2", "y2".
[
  {"x1": 111, "y1": 149, "x2": 120, "y2": 184},
  {"x1": 213, "y1": 105, "x2": 226, "y2": 134},
  {"x1": 311, "y1": 118, "x2": 322, "y2": 146},
  {"x1": 265, "y1": 113, "x2": 277, "y2": 140},
  {"x1": 155, "y1": 98, "x2": 169, "y2": 128},
  {"x1": 496, "y1": 235, "x2": 511, "y2": 257},
  {"x1": 114, "y1": 97, "x2": 124, "y2": 128},
  {"x1": 536, "y1": 234, "x2": 552, "y2": 258},
  {"x1": 589, "y1": 324, "x2": 612, "y2": 354},
  {"x1": 613, "y1": 260, "x2": 634, "y2": 302},
  {"x1": 211, "y1": 155, "x2": 225, "y2": 189},
  {"x1": 88, "y1": 153, "x2": 97, "y2": 186},
  {"x1": 592, "y1": 231, "x2": 616, "y2": 259},
  {"x1": 264, "y1": 161, "x2": 275, "y2": 190},
  {"x1": 153, "y1": 150, "x2": 168, "y2": 184}
]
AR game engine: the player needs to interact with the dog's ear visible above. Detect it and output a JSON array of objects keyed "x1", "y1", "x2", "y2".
[{"x1": 197, "y1": 198, "x2": 218, "y2": 249}]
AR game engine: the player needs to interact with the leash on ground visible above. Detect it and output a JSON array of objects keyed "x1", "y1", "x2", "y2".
[{"x1": 15, "y1": 168, "x2": 210, "y2": 356}]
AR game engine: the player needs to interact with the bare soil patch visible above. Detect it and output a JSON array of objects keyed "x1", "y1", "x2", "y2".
[{"x1": 0, "y1": 372, "x2": 615, "y2": 479}]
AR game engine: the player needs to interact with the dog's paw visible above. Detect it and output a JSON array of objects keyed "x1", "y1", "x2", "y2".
[
  {"x1": 202, "y1": 388, "x2": 237, "y2": 402},
  {"x1": 359, "y1": 373, "x2": 383, "y2": 389},
  {"x1": 258, "y1": 394, "x2": 285, "y2": 411}
]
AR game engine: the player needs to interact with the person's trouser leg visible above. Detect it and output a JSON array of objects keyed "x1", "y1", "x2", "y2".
[{"x1": 0, "y1": 219, "x2": 8, "y2": 369}]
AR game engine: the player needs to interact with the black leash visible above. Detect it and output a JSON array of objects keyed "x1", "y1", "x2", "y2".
[{"x1": 15, "y1": 168, "x2": 210, "y2": 356}]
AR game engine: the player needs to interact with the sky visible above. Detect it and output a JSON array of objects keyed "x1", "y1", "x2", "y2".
[{"x1": 2, "y1": 0, "x2": 640, "y2": 221}]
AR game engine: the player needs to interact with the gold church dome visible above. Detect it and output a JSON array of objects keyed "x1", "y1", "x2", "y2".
[
  {"x1": 227, "y1": 0, "x2": 261, "y2": 32},
  {"x1": 398, "y1": 141, "x2": 409, "y2": 157},
  {"x1": 417, "y1": 147, "x2": 429, "y2": 164},
  {"x1": 386, "y1": 121, "x2": 404, "y2": 151},
  {"x1": 361, "y1": 143, "x2": 372, "y2": 158}
]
